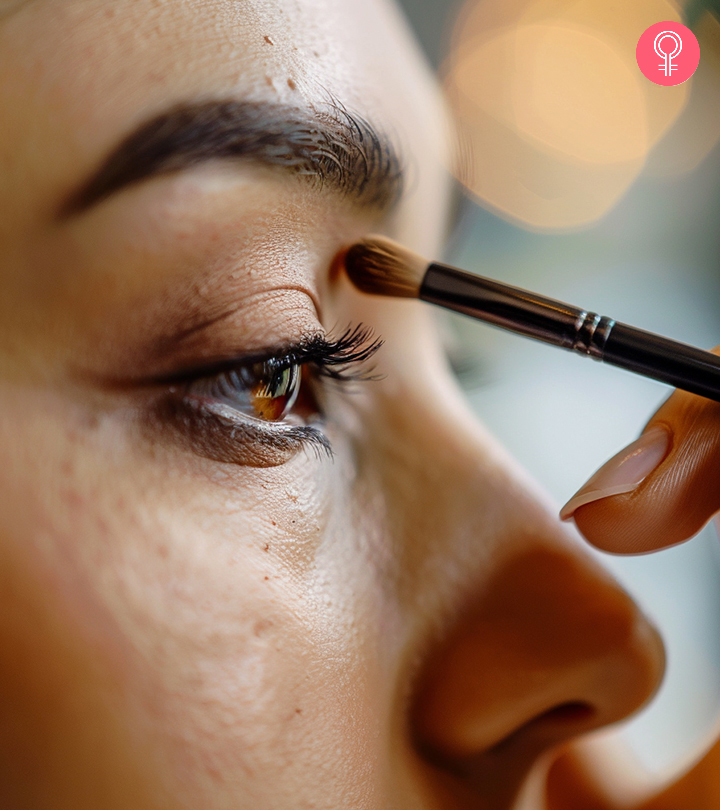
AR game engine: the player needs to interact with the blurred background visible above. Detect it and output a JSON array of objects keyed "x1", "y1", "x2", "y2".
[{"x1": 395, "y1": 0, "x2": 720, "y2": 799}]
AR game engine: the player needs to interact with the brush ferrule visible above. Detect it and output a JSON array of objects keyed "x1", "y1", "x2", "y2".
[
  {"x1": 572, "y1": 312, "x2": 616, "y2": 358},
  {"x1": 420, "y1": 263, "x2": 618, "y2": 358}
]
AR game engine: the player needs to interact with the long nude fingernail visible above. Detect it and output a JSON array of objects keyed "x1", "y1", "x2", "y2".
[{"x1": 560, "y1": 426, "x2": 671, "y2": 521}]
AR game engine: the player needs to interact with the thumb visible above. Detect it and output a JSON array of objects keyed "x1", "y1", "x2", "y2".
[{"x1": 560, "y1": 347, "x2": 720, "y2": 554}]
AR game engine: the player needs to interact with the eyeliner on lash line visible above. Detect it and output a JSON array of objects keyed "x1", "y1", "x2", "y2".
[{"x1": 152, "y1": 325, "x2": 383, "y2": 386}]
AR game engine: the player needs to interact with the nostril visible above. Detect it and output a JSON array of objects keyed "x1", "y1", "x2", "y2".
[
  {"x1": 487, "y1": 701, "x2": 597, "y2": 755},
  {"x1": 539, "y1": 701, "x2": 595, "y2": 725},
  {"x1": 414, "y1": 701, "x2": 602, "y2": 806}
]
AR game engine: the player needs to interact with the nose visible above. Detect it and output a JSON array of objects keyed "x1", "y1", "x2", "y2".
[
  {"x1": 404, "y1": 460, "x2": 665, "y2": 805},
  {"x1": 349, "y1": 304, "x2": 666, "y2": 800},
  {"x1": 394, "y1": 422, "x2": 666, "y2": 801},
  {"x1": 412, "y1": 546, "x2": 664, "y2": 758}
]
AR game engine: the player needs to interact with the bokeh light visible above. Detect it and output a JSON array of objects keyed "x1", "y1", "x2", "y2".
[{"x1": 444, "y1": 0, "x2": 692, "y2": 229}]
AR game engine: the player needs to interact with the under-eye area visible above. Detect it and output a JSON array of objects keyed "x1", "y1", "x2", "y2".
[{"x1": 146, "y1": 324, "x2": 383, "y2": 466}]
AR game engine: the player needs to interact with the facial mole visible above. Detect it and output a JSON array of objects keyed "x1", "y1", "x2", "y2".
[
  {"x1": 287, "y1": 78, "x2": 297, "y2": 90},
  {"x1": 263, "y1": 35, "x2": 275, "y2": 45}
]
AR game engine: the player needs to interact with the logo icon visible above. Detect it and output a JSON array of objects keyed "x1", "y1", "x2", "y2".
[
  {"x1": 637, "y1": 21, "x2": 700, "y2": 86},
  {"x1": 654, "y1": 30, "x2": 682, "y2": 77}
]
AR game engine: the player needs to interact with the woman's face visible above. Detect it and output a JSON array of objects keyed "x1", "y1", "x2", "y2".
[{"x1": 0, "y1": 1, "x2": 665, "y2": 808}]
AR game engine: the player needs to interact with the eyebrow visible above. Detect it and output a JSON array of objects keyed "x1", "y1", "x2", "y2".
[{"x1": 59, "y1": 98, "x2": 404, "y2": 218}]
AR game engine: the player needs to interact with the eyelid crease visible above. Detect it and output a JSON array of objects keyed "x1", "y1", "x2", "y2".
[{"x1": 157, "y1": 283, "x2": 325, "y2": 351}]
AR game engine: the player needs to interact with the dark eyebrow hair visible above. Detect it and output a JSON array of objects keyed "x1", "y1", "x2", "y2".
[{"x1": 59, "y1": 98, "x2": 404, "y2": 218}]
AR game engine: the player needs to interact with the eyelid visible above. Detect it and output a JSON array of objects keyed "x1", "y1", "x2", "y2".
[
  {"x1": 160, "y1": 283, "x2": 325, "y2": 352},
  {"x1": 149, "y1": 330, "x2": 325, "y2": 386},
  {"x1": 153, "y1": 324, "x2": 382, "y2": 387}
]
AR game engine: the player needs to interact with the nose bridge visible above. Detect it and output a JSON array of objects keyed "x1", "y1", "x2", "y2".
[
  {"x1": 360, "y1": 360, "x2": 578, "y2": 606},
  {"x1": 360, "y1": 368, "x2": 665, "y2": 763}
]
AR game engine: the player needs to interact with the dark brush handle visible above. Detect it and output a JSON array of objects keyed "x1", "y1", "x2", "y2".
[
  {"x1": 421, "y1": 262, "x2": 720, "y2": 403},
  {"x1": 603, "y1": 323, "x2": 720, "y2": 401}
]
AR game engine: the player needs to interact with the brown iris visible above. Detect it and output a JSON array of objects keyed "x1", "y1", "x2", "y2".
[
  {"x1": 247, "y1": 361, "x2": 301, "y2": 421},
  {"x1": 188, "y1": 359, "x2": 301, "y2": 423}
]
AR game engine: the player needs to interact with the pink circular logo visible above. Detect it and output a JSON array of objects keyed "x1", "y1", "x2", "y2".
[{"x1": 637, "y1": 21, "x2": 700, "y2": 86}]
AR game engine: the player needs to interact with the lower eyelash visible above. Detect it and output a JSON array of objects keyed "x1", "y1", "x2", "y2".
[{"x1": 156, "y1": 395, "x2": 332, "y2": 467}]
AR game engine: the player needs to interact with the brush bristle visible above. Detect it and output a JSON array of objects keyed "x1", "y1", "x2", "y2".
[{"x1": 343, "y1": 235, "x2": 426, "y2": 299}]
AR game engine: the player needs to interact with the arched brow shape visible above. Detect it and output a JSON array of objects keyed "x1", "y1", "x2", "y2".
[{"x1": 59, "y1": 98, "x2": 404, "y2": 217}]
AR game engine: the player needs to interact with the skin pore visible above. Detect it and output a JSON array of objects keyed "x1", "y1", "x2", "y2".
[{"x1": 0, "y1": 0, "x2": 680, "y2": 808}]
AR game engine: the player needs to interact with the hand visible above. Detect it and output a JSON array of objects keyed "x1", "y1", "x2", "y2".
[{"x1": 560, "y1": 346, "x2": 720, "y2": 553}]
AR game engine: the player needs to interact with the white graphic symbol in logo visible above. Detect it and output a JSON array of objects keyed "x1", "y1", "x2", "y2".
[{"x1": 654, "y1": 30, "x2": 682, "y2": 76}]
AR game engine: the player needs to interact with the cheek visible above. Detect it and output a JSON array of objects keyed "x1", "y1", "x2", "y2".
[{"x1": 0, "y1": 387, "x2": 392, "y2": 804}]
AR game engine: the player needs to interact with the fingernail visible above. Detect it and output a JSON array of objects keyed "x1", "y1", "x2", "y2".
[{"x1": 560, "y1": 426, "x2": 671, "y2": 521}]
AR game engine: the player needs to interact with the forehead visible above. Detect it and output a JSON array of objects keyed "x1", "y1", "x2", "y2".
[{"x1": 0, "y1": 0, "x2": 448, "y2": 227}]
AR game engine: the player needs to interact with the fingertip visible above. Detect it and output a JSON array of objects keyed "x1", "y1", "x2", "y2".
[
  {"x1": 559, "y1": 483, "x2": 642, "y2": 523},
  {"x1": 569, "y1": 495, "x2": 685, "y2": 555}
]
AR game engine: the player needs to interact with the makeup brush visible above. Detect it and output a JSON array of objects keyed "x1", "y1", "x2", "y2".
[{"x1": 344, "y1": 235, "x2": 720, "y2": 403}]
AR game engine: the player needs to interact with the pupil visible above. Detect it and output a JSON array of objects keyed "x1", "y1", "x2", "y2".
[{"x1": 251, "y1": 362, "x2": 299, "y2": 421}]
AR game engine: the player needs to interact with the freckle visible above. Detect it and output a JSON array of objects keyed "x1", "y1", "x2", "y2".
[
  {"x1": 295, "y1": 708, "x2": 302, "y2": 715},
  {"x1": 254, "y1": 619, "x2": 273, "y2": 636},
  {"x1": 271, "y1": 521, "x2": 277, "y2": 527},
  {"x1": 287, "y1": 78, "x2": 297, "y2": 90},
  {"x1": 62, "y1": 488, "x2": 84, "y2": 509},
  {"x1": 206, "y1": 763, "x2": 222, "y2": 780},
  {"x1": 263, "y1": 543, "x2": 270, "y2": 552},
  {"x1": 265, "y1": 75, "x2": 273, "y2": 86},
  {"x1": 264, "y1": 35, "x2": 274, "y2": 45},
  {"x1": 82, "y1": 412, "x2": 100, "y2": 430},
  {"x1": 264, "y1": 576, "x2": 269, "y2": 581}
]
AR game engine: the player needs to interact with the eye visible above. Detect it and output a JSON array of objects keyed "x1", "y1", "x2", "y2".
[
  {"x1": 153, "y1": 326, "x2": 383, "y2": 467},
  {"x1": 186, "y1": 358, "x2": 302, "y2": 422}
]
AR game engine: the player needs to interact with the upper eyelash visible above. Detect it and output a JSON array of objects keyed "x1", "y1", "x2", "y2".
[
  {"x1": 284, "y1": 324, "x2": 383, "y2": 380},
  {"x1": 161, "y1": 323, "x2": 383, "y2": 386}
]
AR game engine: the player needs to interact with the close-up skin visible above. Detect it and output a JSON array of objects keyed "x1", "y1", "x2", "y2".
[{"x1": 3, "y1": 0, "x2": 711, "y2": 808}]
